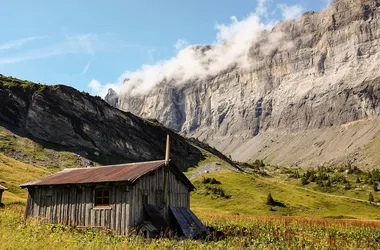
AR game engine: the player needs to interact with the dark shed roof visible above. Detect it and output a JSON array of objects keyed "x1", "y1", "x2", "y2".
[
  {"x1": 20, "y1": 160, "x2": 194, "y2": 190},
  {"x1": 0, "y1": 184, "x2": 7, "y2": 190},
  {"x1": 169, "y1": 206, "x2": 208, "y2": 238}
]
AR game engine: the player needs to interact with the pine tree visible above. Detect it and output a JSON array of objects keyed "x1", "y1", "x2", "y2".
[
  {"x1": 373, "y1": 182, "x2": 378, "y2": 192},
  {"x1": 266, "y1": 193, "x2": 276, "y2": 205},
  {"x1": 301, "y1": 176, "x2": 308, "y2": 185},
  {"x1": 369, "y1": 192, "x2": 375, "y2": 203}
]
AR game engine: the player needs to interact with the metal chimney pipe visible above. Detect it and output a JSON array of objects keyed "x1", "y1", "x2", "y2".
[{"x1": 165, "y1": 134, "x2": 170, "y2": 165}]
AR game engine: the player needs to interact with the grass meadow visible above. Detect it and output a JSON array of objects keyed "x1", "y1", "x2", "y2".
[{"x1": 1, "y1": 204, "x2": 380, "y2": 249}]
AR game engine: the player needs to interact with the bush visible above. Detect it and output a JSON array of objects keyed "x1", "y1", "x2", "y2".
[
  {"x1": 202, "y1": 177, "x2": 221, "y2": 185},
  {"x1": 205, "y1": 186, "x2": 230, "y2": 199},
  {"x1": 301, "y1": 177, "x2": 309, "y2": 185}
]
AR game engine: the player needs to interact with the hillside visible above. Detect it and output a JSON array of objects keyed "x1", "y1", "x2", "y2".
[
  {"x1": 110, "y1": 0, "x2": 380, "y2": 168},
  {"x1": 191, "y1": 169, "x2": 380, "y2": 220},
  {"x1": 0, "y1": 74, "x2": 238, "y2": 203},
  {"x1": 0, "y1": 74, "x2": 234, "y2": 172}
]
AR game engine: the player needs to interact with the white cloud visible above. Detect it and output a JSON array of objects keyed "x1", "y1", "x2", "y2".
[
  {"x1": 174, "y1": 39, "x2": 188, "y2": 50},
  {"x1": 87, "y1": 73, "x2": 126, "y2": 98},
  {"x1": 91, "y1": 0, "x2": 305, "y2": 98},
  {"x1": 0, "y1": 36, "x2": 48, "y2": 51},
  {"x1": 255, "y1": 0, "x2": 269, "y2": 16},
  {"x1": 277, "y1": 4, "x2": 304, "y2": 20},
  {"x1": 81, "y1": 61, "x2": 91, "y2": 74},
  {"x1": 113, "y1": 12, "x2": 281, "y2": 96},
  {"x1": 0, "y1": 33, "x2": 108, "y2": 64},
  {"x1": 88, "y1": 79, "x2": 102, "y2": 93}
]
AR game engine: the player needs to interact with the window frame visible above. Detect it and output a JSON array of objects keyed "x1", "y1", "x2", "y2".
[{"x1": 94, "y1": 187, "x2": 111, "y2": 208}]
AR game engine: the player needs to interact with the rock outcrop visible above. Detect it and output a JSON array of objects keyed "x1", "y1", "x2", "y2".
[
  {"x1": 0, "y1": 75, "x2": 232, "y2": 170},
  {"x1": 112, "y1": 0, "x2": 380, "y2": 168},
  {"x1": 104, "y1": 88, "x2": 119, "y2": 108}
]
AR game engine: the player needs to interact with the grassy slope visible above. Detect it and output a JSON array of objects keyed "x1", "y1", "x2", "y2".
[
  {"x1": 0, "y1": 127, "x2": 92, "y2": 170},
  {"x1": 1, "y1": 125, "x2": 380, "y2": 220},
  {"x1": 0, "y1": 126, "x2": 95, "y2": 203},
  {"x1": 191, "y1": 170, "x2": 380, "y2": 220},
  {"x1": 0, "y1": 153, "x2": 49, "y2": 203}
]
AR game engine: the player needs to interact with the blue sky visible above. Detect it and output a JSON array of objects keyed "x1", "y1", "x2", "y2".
[{"x1": 0, "y1": 0, "x2": 330, "y2": 96}]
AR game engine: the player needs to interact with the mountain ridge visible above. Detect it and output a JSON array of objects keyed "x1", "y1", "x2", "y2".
[
  {"x1": 0, "y1": 74, "x2": 234, "y2": 171},
  {"x1": 109, "y1": 0, "x2": 380, "y2": 168}
]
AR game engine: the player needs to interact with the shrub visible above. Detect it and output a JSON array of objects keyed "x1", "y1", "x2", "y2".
[
  {"x1": 301, "y1": 177, "x2": 309, "y2": 185},
  {"x1": 344, "y1": 182, "x2": 351, "y2": 190},
  {"x1": 205, "y1": 186, "x2": 230, "y2": 199},
  {"x1": 202, "y1": 177, "x2": 221, "y2": 185}
]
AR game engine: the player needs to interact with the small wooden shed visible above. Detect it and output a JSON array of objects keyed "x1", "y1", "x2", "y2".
[
  {"x1": 20, "y1": 136, "x2": 207, "y2": 237},
  {"x1": 0, "y1": 184, "x2": 7, "y2": 204}
]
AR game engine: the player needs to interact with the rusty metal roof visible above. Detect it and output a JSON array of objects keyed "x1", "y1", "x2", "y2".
[
  {"x1": 0, "y1": 184, "x2": 7, "y2": 190},
  {"x1": 20, "y1": 160, "x2": 194, "y2": 190}
]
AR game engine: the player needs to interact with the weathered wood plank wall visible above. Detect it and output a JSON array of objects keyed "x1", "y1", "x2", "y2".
[{"x1": 24, "y1": 166, "x2": 191, "y2": 235}]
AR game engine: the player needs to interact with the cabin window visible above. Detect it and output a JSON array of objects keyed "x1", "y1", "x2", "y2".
[{"x1": 95, "y1": 188, "x2": 110, "y2": 206}]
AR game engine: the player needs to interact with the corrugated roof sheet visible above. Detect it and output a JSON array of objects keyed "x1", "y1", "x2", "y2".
[
  {"x1": 20, "y1": 160, "x2": 194, "y2": 190},
  {"x1": 139, "y1": 221, "x2": 159, "y2": 232},
  {"x1": 169, "y1": 206, "x2": 208, "y2": 238},
  {"x1": 0, "y1": 184, "x2": 7, "y2": 190}
]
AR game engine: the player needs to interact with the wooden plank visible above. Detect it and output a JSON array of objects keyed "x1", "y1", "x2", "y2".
[
  {"x1": 101, "y1": 209, "x2": 105, "y2": 227},
  {"x1": 121, "y1": 188, "x2": 126, "y2": 235},
  {"x1": 125, "y1": 204, "x2": 130, "y2": 235},
  {"x1": 91, "y1": 207, "x2": 95, "y2": 226},
  {"x1": 32, "y1": 188, "x2": 39, "y2": 217},
  {"x1": 86, "y1": 187, "x2": 92, "y2": 226},
  {"x1": 81, "y1": 187, "x2": 86, "y2": 226},
  {"x1": 116, "y1": 186, "x2": 121, "y2": 234},
  {"x1": 110, "y1": 185, "x2": 116, "y2": 231},
  {"x1": 57, "y1": 190, "x2": 61, "y2": 224},
  {"x1": 24, "y1": 192, "x2": 32, "y2": 220}
]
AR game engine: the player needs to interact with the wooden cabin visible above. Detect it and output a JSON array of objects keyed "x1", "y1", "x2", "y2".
[
  {"x1": 0, "y1": 184, "x2": 7, "y2": 205},
  {"x1": 20, "y1": 136, "x2": 207, "y2": 237}
]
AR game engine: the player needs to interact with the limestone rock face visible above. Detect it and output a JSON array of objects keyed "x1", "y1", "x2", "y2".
[{"x1": 114, "y1": 0, "x2": 380, "y2": 168}]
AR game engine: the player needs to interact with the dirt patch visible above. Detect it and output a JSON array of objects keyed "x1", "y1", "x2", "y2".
[{"x1": 189, "y1": 162, "x2": 227, "y2": 180}]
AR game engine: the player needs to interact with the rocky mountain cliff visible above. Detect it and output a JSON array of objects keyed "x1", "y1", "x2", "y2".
[
  {"x1": 109, "y1": 0, "x2": 380, "y2": 168},
  {"x1": 0, "y1": 74, "x2": 233, "y2": 171}
]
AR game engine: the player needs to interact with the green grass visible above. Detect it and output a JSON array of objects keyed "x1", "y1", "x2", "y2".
[
  {"x1": 0, "y1": 74, "x2": 47, "y2": 90},
  {"x1": 191, "y1": 170, "x2": 380, "y2": 219},
  {"x1": 270, "y1": 165, "x2": 380, "y2": 203},
  {"x1": 0, "y1": 153, "x2": 50, "y2": 203},
  {"x1": 1, "y1": 205, "x2": 380, "y2": 249},
  {"x1": 0, "y1": 127, "x2": 88, "y2": 170}
]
